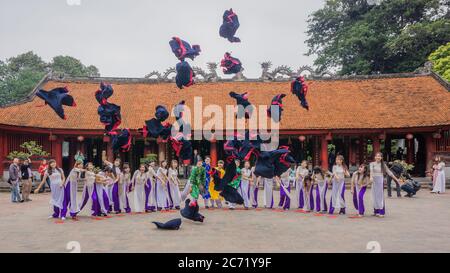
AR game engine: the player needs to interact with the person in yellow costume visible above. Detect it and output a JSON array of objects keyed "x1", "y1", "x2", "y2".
[{"x1": 209, "y1": 160, "x2": 225, "y2": 208}]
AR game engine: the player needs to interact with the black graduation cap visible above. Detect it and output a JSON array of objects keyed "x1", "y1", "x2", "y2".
[
  {"x1": 273, "y1": 147, "x2": 297, "y2": 177},
  {"x1": 169, "y1": 37, "x2": 201, "y2": 61},
  {"x1": 219, "y1": 9, "x2": 241, "y2": 43},
  {"x1": 229, "y1": 92, "x2": 253, "y2": 119},
  {"x1": 152, "y1": 218, "x2": 182, "y2": 230},
  {"x1": 291, "y1": 76, "x2": 309, "y2": 110},
  {"x1": 95, "y1": 82, "x2": 114, "y2": 105},
  {"x1": 36, "y1": 87, "x2": 76, "y2": 120},
  {"x1": 111, "y1": 129, "x2": 132, "y2": 153},
  {"x1": 143, "y1": 118, "x2": 172, "y2": 139},
  {"x1": 180, "y1": 199, "x2": 204, "y2": 222},
  {"x1": 98, "y1": 102, "x2": 122, "y2": 133},
  {"x1": 170, "y1": 135, "x2": 192, "y2": 165},
  {"x1": 155, "y1": 105, "x2": 169, "y2": 122},
  {"x1": 267, "y1": 94, "x2": 286, "y2": 122},
  {"x1": 220, "y1": 53, "x2": 242, "y2": 75},
  {"x1": 176, "y1": 61, "x2": 195, "y2": 89},
  {"x1": 254, "y1": 148, "x2": 291, "y2": 179}
]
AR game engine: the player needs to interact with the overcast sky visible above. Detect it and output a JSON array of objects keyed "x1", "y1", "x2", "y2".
[{"x1": 0, "y1": 0, "x2": 325, "y2": 78}]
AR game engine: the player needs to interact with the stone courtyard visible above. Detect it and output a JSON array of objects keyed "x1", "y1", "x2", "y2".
[{"x1": 0, "y1": 188, "x2": 449, "y2": 253}]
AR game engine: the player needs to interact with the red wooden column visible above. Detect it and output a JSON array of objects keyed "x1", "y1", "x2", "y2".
[
  {"x1": 157, "y1": 139, "x2": 166, "y2": 163},
  {"x1": 372, "y1": 136, "x2": 381, "y2": 155},
  {"x1": 320, "y1": 135, "x2": 329, "y2": 170},
  {"x1": 210, "y1": 139, "x2": 217, "y2": 167},
  {"x1": 425, "y1": 134, "x2": 435, "y2": 171},
  {"x1": 51, "y1": 137, "x2": 63, "y2": 167},
  {"x1": 406, "y1": 135, "x2": 414, "y2": 164}
]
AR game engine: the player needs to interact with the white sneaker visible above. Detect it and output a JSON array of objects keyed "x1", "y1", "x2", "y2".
[
  {"x1": 48, "y1": 215, "x2": 54, "y2": 219},
  {"x1": 61, "y1": 217, "x2": 66, "y2": 221}
]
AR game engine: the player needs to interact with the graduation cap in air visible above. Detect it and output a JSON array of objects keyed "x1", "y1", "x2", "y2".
[
  {"x1": 170, "y1": 134, "x2": 192, "y2": 165},
  {"x1": 229, "y1": 91, "x2": 253, "y2": 119},
  {"x1": 219, "y1": 9, "x2": 241, "y2": 43},
  {"x1": 98, "y1": 102, "x2": 122, "y2": 133},
  {"x1": 169, "y1": 37, "x2": 201, "y2": 61},
  {"x1": 223, "y1": 130, "x2": 261, "y2": 161},
  {"x1": 254, "y1": 146, "x2": 297, "y2": 179},
  {"x1": 291, "y1": 76, "x2": 309, "y2": 110},
  {"x1": 155, "y1": 105, "x2": 169, "y2": 122},
  {"x1": 142, "y1": 118, "x2": 172, "y2": 139},
  {"x1": 111, "y1": 129, "x2": 132, "y2": 153},
  {"x1": 36, "y1": 87, "x2": 76, "y2": 120},
  {"x1": 210, "y1": 161, "x2": 244, "y2": 205},
  {"x1": 180, "y1": 199, "x2": 204, "y2": 222},
  {"x1": 152, "y1": 218, "x2": 182, "y2": 230},
  {"x1": 176, "y1": 61, "x2": 195, "y2": 89},
  {"x1": 273, "y1": 146, "x2": 297, "y2": 177},
  {"x1": 267, "y1": 94, "x2": 286, "y2": 123},
  {"x1": 95, "y1": 82, "x2": 114, "y2": 105},
  {"x1": 220, "y1": 52, "x2": 242, "y2": 75}
]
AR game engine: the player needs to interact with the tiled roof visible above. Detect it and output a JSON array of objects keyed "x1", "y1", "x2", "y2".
[{"x1": 0, "y1": 74, "x2": 449, "y2": 132}]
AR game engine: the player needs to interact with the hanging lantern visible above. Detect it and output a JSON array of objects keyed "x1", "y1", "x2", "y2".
[
  {"x1": 378, "y1": 133, "x2": 386, "y2": 140},
  {"x1": 405, "y1": 133, "x2": 414, "y2": 140},
  {"x1": 432, "y1": 132, "x2": 442, "y2": 139},
  {"x1": 49, "y1": 134, "x2": 57, "y2": 142},
  {"x1": 325, "y1": 133, "x2": 332, "y2": 141},
  {"x1": 77, "y1": 135, "x2": 85, "y2": 142},
  {"x1": 298, "y1": 135, "x2": 306, "y2": 142},
  {"x1": 103, "y1": 135, "x2": 110, "y2": 143}
]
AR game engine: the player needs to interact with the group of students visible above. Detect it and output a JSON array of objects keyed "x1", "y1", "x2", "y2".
[{"x1": 32, "y1": 149, "x2": 425, "y2": 221}]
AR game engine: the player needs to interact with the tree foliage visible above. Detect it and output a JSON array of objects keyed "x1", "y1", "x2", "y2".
[
  {"x1": 306, "y1": 0, "x2": 450, "y2": 75},
  {"x1": 0, "y1": 51, "x2": 100, "y2": 106},
  {"x1": 429, "y1": 42, "x2": 450, "y2": 81},
  {"x1": 7, "y1": 141, "x2": 50, "y2": 160}
]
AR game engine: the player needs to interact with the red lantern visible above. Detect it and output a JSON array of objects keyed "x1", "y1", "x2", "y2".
[
  {"x1": 49, "y1": 134, "x2": 57, "y2": 142},
  {"x1": 325, "y1": 133, "x2": 332, "y2": 141},
  {"x1": 103, "y1": 135, "x2": 110, "y2": 143},
  {"x1": 77, "y1": 135, "x2": 85, "y2": 142},
  {"x1": 298, "y1": 135, "x2": 306, "y2": 142},
  {"x1": 378, "y1": 133, "x2": 386, "y2": 140},
  {"x1": 405, "y1": 133, "x2": 414, "y2": 140}
]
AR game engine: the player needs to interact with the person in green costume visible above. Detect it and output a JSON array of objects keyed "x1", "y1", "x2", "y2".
[
  {"x1": 227, "y1": 159, "x2": 241, "y2": 210},
  {"x1": 188, "y1": 159, "x2": 206, "y2": 206}
]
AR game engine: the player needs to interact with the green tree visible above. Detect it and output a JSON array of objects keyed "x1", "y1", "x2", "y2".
[
  {"x1": 306, "y1": 0, "x2": 450, "y2": 75},
  {"x1": 429, "y1": 42, "x2": 450, "y2": 81},
  {"x1": 7, "y1": 141, "x2": 50, "y2": 160},
  {"x1": 50, "y1": 55, "x2": 100, "y2": 77},
  {"x1": 0, "y1": 51, "x2": 100, "y2": 106}
]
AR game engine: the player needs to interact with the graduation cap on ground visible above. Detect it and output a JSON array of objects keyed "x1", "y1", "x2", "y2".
[
  {"x1": 291, "y1": 76, "x2": 309, "y2": 110},
  {"x1": 155, "y1": 105, "x2": 169, "y2": 122},
  {"x1": 152, "y1": 218, "x2": 182, "y2": 230},
  {"x1": 98, "y1": 103, "x2": 122, "y2": 133},
  {"x1": 221, "y1": 52, "x2": 242, "y2": 75},
  {"x1": 219, "y1": 8, "x2": 241, "y2": 43},
  {"x1": 36, "y1": 87, "x2": 76, "y2": 120},
  {"x1": 229, "y1": 91, "x2": 253, "y2": 119},
  {"x1": 169, "y1": 37, "x2": 201, "y2": 61},
  {"x1": 180, "y1": 199, "x2": 204, "y2": 222},
  {"x1": 267, "y1": 94, "x2": 286, "y2": 123},
  {"x1": 176, "y1": 61, "x2": 195, "y2": 89},
  {"x1": 95, "y1": 82, "x2": 114, "y2": 105},
  {"x1": 111, "y1": 129, "x2": 132, "y2": 153}
]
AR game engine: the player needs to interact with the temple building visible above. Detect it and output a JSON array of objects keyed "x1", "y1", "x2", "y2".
[{"x1": 1, "y1": 64, "x2": 449, "y2": 177}]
